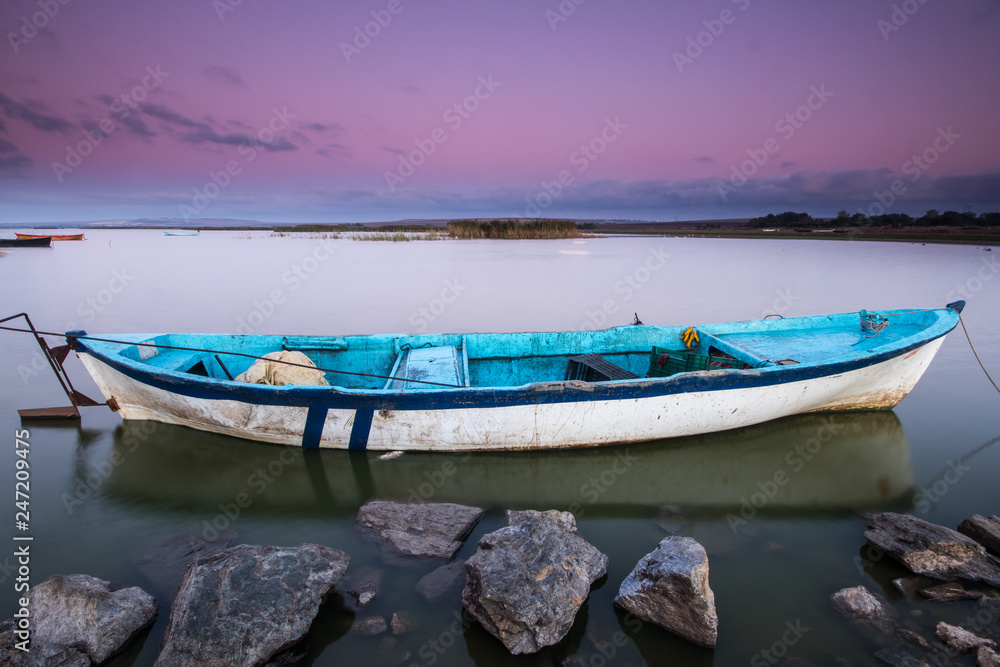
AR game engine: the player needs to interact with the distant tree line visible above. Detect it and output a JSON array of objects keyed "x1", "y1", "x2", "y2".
[{"x1": 747, "y1": 210, "x2": 1000, "y2": 228}]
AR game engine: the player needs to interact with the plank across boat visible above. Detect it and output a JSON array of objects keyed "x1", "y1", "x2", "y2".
[{"x1": 69, "y1": 302, "x2": 965, "y2": 451}]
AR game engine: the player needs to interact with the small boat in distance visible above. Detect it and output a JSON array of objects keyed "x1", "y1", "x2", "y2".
[
  {"x1": 67, "y1": 302, "x2": 966, "y2": 451},
  {"x1": 163, "y1": 230, "x2": 199, "y2": 236},
  {"x1": 0, "y1": 236, "x2": 52, "y2": 247},
  {"x1": 16, "y1": 233, "x2": 84, "y2": 241}
]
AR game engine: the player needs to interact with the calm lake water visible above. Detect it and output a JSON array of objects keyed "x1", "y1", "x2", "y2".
[{"x1": 1, "y1": 231, "x2": 998, "y2": 666}]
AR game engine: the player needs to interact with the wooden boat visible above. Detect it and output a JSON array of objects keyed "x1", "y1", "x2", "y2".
[
  {"x1": 16, "y1": 233, "x2": 84, "y2": 241},
  {"x1": 0, "y1": 236, "x2": 52, "y2": 247},
  {"x1": 69, "y1": 302, "x2": 965, "y2": 451}
]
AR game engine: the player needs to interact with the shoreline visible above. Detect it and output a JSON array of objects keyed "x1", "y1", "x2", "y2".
[{"x1": 5, "y1": 221, "x2": 998, "y2": 246}]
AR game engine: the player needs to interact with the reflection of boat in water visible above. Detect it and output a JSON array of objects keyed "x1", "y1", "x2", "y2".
[{"x1": 102, "y1": 411, "x2": 913, "y2": 515}]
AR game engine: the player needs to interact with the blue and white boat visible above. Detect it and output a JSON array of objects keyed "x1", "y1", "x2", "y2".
[{"x1": 69, "y1": 302, "x2": 965, "y2": 451}]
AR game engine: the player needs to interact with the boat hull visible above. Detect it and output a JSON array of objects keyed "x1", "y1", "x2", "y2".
[
  {"x1": 77, "y1": 335, "x2": 946, "y2": 451},
  {"x1": 15, "y1": 233, "x2": 84, "y2": 241}
]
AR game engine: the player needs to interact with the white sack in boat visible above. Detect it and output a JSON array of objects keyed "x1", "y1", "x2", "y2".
[{"x1": 235, "y1": 351, "x2": 329, "y2": 386}]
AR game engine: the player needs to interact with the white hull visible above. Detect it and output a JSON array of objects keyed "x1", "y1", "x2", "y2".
[{"x1": 78, "y1": 337, "x2": 944, "y2": 451}]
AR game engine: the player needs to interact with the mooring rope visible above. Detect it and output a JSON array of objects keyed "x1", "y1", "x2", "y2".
[
  {"x1": 958, "y1": 315, "x2": 1000, "y2": 396},
  {"x1": 0, "y1": 324, "x2": 463, "y2": 388}
]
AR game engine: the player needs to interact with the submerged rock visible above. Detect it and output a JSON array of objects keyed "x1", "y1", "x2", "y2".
[
  {"x1": 29, "y1": 574, "x2": 158, "y2": 665},
  {"x1": 959, "y1": 515, "x2": 1000, "y2": 558},
  {"x1": 891, "y1": 577, "x2": 939, "y2": 602},
  {"x1": 936, "y1": 622, "x2": 996, "y2": 654},
  {"x1": 342, "y1": 570, "x2": 381, "y2": 610},
  {"x1": 462, "y1": 509, "x2": 608, "y2": 655},
  {"x1": 864, "y1": 513, "x2": 1000, "y2": 587},
  {"x1": 416, "y1": 560, "x2": 467, "y2": 604},
  {"x1": 830, "y1": 585, "x2": 897, "y2": 637},
  {"x1": 155, "y1": 543, "x2": 350, "y2": 667},
  {"x1": 353, "y1": 616, "x2": 388, "y2": 637},
  {"x1": 613, "y1": 536, "x2": 718, "y2": 648},
  {"x1": 920, "y1": 581, "x2": 983, "y2": 602},
  {"x1": 135, "y1": 531, "x2": 237, "y2": 594},
  {"x1": 356, "y1": 501, "x2": 484, "y2": 562}
]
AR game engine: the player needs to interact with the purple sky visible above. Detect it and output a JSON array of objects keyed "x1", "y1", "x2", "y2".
[{"x1": 1, "y1": 0, "x2": 999, "y2": 223}]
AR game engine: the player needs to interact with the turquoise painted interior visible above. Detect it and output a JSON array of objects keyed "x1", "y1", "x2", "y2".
[{"x1": 89, "y1": 307, "x2": 957, "y2": 390}]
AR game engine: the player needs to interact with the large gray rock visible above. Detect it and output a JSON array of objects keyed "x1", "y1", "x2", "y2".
[
  {"x1": 864, "y1": 513, "x2": 1000, "y2": 587},
  {"x1": 356, "y1": 501, "x2": 483, "y2": 562},
  {"x1": 462, "y1": 509, "x2": 608, "y2": 655},
  {"x1": 155, "y1": 543, "x2": 350, "y2": 667},
  {"x1": 29, "y1": 574, "x2": 158, "y2": 664},
  {"x1": 959, "y1": 515, "x2": 1000, "y2": 558},
  {"x1": 830, "y1": 585, "x2": 897, "y2": 636},
  {"x1": 613, "y1": 536, "x2": 718, "y2": 648},
  {"x1": 0, "y1": 619, "x2": 91, "y2": 667}
]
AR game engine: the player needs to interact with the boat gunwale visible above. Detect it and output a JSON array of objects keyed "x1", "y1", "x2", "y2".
[{"x1": 70, "y1": 306, "x2": 960, "y2": 411}]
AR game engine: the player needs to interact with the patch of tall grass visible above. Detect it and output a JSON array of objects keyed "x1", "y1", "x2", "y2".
[{"x1": 447, "y1": 219, "x2": 581, "y2": 239}]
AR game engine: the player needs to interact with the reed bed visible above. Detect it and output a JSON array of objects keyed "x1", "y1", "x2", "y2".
[{"x1": 447, "y1": 219, "x2": 581, "y2": 239}]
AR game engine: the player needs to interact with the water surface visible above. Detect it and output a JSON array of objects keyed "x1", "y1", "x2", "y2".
[{"x1": 1, "y1": 231, "x2": 998, "y2": 666}]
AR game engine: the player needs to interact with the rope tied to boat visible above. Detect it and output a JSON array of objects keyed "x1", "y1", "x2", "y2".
[
  {"x1": 859, "y1": 310, "x2": 889, "y2": 338},
  {"x1": 958, "y1": 314, "x2": 1000, "y2": 397}
]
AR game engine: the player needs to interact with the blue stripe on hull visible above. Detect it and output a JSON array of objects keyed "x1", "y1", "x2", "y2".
[
  {"x1": 302, "y1": 406, "x2": 328, "y2": 448},
  {"x1": 349, "y1": 408, "x2": 374, "y2": 451}
]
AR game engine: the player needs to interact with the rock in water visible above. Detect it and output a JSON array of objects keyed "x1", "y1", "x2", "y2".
[
  {"x1": 959, "y1": 515, "x2": 1000, "y2": 558},
  {"x1": 935, "y1": 622, "x2": 996, "y2": 654},
  {"x1": 416, "y1": 560, "x2": 467, "y2": 603},
  {"x1": 613, "y1": 536, "x2": 718, "y2": 648},
  {"x1": 0, "y1": 619, "x2": 91, "y2": 667},
  {"x1": 155, "y1": 543, "x2": 350, "y2": 667},
  {"x1": 864, "y1": 513, "x2": 1000, "y2": 587},
  {"x1": 462, "y1": 510, "x2": 608, "y2": 655},
  {"x1": 356, "y1": 501, "x2": 484, "y2": 562},
  {"x1": 28, "y1": 574, "x2": 158, "y2": 664},
  {"x1": 830, "y1": 586, "x2": 897, "y2": 636}
]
